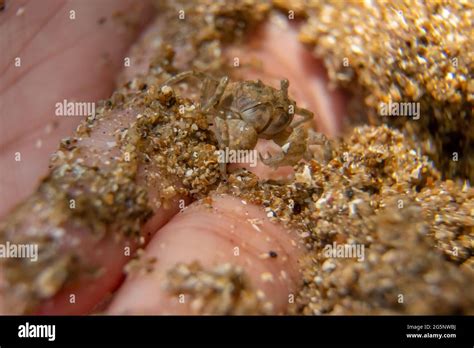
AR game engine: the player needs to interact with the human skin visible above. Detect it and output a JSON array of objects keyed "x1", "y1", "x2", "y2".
[{"x1": 0, "y1": 0, "x2": 346, "y2": 314}]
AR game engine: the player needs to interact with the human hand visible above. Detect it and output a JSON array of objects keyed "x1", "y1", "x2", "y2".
[{"x1": 0, "y1": 0, "x2": 346, "y2": 315}]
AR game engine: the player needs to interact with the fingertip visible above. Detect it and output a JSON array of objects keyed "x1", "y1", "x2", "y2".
[{"x1": 107, "y1": 194, "x2": 303, "y2": 315}]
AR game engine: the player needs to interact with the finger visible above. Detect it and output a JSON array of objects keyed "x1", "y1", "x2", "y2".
[
  {"x1": 226, "y1": 13, "x2": 348, "y2": 137},
  {"x1": 107, "y1": 194, "x2": 302, "y2": 314},
  {"x1": 0, "y1": 101, "x2": 187, "y2": 314},
  {"x1": 0, "y1": 0, "x2": 155, "y2": 217}
]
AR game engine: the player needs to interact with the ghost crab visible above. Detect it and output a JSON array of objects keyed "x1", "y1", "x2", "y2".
[{"x1": 161, "y1": 70, "x2": 325, "y2": 172}]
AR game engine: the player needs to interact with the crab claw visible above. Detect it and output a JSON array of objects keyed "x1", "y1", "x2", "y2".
[{"x1": 259, "y1": 151, "x2": 285, "y2": 168}]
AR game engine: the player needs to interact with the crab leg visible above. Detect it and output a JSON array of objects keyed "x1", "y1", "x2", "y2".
[
  {"x1": 161, "y1": 70, "x2": 209, "y2": 86},
  {"x1": 291, "y1": 106, "x2": 314, "y2": 128},
  {"x1": 202, "y1": 76, "x2": 229, "y2": 112}
]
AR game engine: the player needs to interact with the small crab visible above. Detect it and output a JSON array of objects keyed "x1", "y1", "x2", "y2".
[{"x1": 161, "y1": 70, "x2": 326, "y2": 171}]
